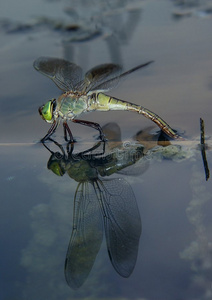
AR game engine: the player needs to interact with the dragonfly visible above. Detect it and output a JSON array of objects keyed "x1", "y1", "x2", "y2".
[
  {"x1": 44, "y1": 136, "x2": 143, "y2": 289},
  {"x1": 34, "y1": 57, "x2": 180, "y2": 142}
]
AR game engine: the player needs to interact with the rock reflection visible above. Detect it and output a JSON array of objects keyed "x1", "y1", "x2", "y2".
[
  {"x1": 180, "y1": 165, "x2": 212, "y2": 300},
  {"x1": 0, "y1": 0, "x2": 142, "y2": 65},
  {"x1": 171, "y1": 0, "x2": 212, "y2": 19}
]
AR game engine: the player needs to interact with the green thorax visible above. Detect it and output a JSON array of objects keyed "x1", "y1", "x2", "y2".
[
  {"x1": 66, "y1": 159, "x2": 98, "y2": 182},
  {"x1": 56, "y1": 93, "x2": 89, "y2": 119}
]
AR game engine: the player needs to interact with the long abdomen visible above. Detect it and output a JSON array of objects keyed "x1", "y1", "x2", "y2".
[{"x1": 91, "y1": 92, "x2": 180, "y2": 139}]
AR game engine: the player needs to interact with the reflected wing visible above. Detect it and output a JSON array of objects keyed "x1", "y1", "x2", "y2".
[
  {"x1": 65, "y1": 181, "x2": 103, "y2": 289},
  {"x1": 33, "y1": 57, "x2": 82, "y2": 91},
  {"x1": 118, "y1": 155, "x2": 150, "y2": 177},
  {"x1": 93, "y1": 60, "x2": 154, "y2": 92},
  {"x1": 96, "y1": 178, "x2": 141, "y2": 277},
  {"x1": 102, "y1": 122, "x2": 122, "y2": 143},
  {"x1": 75, "y1": 63, "x2": 122, "y2": 93}
]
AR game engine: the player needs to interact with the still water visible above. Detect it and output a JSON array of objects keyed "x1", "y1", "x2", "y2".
[{"x1": 0, "y1": 0, "x2": 212, "y2": 299}]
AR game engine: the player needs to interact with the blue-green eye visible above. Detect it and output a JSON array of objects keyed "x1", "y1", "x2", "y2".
[
  {"x1": 39, "y1": 100, "x2": 52, "y2": 121},
  {"x1": 47, "y1": 154, "x2": 65, "y2": 176},
  {"x1": 48, "y1": 161, "x2": 65, "y2": 176},
  {"x1": 38, "y1": 99, "x2": 56, "y2": 122}
]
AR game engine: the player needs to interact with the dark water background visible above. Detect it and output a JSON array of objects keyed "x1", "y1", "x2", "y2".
[{"x1": 0, "y1": 1, "x2": 212, "y2": 299}]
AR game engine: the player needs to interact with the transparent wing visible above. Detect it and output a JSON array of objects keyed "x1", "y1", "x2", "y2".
[
  {"x1": 94, "y1": 60, "x2": 154, "y2": 92},
  {"x1": 75, "y1": 63, "x2": 122, "y2": 93},
  {"x1": 65, "y1": 181, "x2": 103, "y2": 289},
  {"x1": 102, "y1": 122, "x2": 122, "y2": 143},
  {"x1": 33, "y1": 57, "x2": 82, "y2": 91},
  {"x1": 117, "y1": 156, "x2": 150, "y2": 176},
  {"x1": 96, "y1": 178, "x2": 141, "y2": 277}
]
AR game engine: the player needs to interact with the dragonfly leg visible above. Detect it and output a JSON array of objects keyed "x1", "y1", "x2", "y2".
[
  {"x1": 63, "y1": 121, "x2": 74, "y2": 142},
  {"x1": 42, "y1": 137, "x2": 66, "y2": 157},
  {"x1": 78, "y1": 140, "x2": 106, "y2": 157},
  {"x1": 41, "y1": 120, "x2": 58, "y2": 142},
  {"x1": 72, "y1": 119, "x2": 106, "y2": 141},
  {"x1": 66, "y1": 141, "x2": 74, "y2": 155}
]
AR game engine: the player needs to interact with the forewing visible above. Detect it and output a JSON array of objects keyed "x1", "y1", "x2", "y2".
[
  {"x1": 97, "y1": 178, "x2": 142, "y2": 277},
  {"x1": 94, "y1": 60, "x2": 154, "y2": 92},
  {"x1": 75, "y1": 63, "x2": 122, "y2": 93},
  {"x1": 33, "y1": 57, "x2": 82, "y2": 91},
  {"x1": 65, "y1": 182, "x2": 103, "y2": 289}
]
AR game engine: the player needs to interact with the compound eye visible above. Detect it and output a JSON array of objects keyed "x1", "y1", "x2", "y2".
[
  {"x1": 38, "y1": 100, "x2": 53, "y2": 122},
  {"x1": 47, "y1": 157, "x2": 65, "y2": 176}
]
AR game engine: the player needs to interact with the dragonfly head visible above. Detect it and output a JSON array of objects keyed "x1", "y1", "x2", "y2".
[
  {"x1": 38, "y1": 98, "x2": 57, "y2": 123},
  {"x1": 47, "y1": 152, "x2": 66, "y2": 176}
]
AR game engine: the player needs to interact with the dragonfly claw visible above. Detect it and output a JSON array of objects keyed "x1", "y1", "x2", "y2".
[{"x1": 99, "y1": 134, "x2": 107, "y2": 142}]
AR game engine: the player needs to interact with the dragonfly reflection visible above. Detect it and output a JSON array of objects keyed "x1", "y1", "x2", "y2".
[
  {"x1": 42, "y1": 119, "x2": 210, "y2": 289},
  {"x1": 34, "y1": 57, "x2": 180, "y2": 142},
  {"x1": 43, "y1": 132, "x2": 143, "y2": 289}
]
